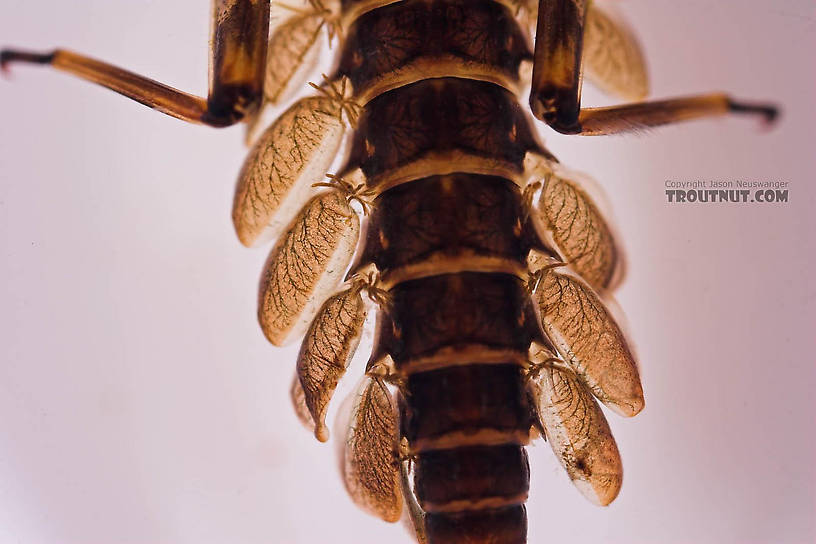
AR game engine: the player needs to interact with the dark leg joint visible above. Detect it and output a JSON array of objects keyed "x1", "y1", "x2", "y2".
[
  {"x1": 728, "y1": 98, "x2": 780, "y2": 127},
  {"x1": 531, "y1": 92, "x2": 582, "y2": 135},
  {"x1": 1, "y1": 48, "x2": 56, "y2": 73},
  {"x1": 530, "y1": 87, "x2": 581, "y2": 134},
  {"x1": 203, "y1": 84, "x2": 261, "y2": 127}
]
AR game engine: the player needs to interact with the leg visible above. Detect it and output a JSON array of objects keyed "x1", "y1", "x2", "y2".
[
  {"x1": 1, "y1": 0, "x2": 269, "y2": 127},
  {"x1": 529, "y1": 0, "x2": 778, "y2": 135},
  {"x1": 575, "y1": 94, "x2": 778, "y2": 136}
]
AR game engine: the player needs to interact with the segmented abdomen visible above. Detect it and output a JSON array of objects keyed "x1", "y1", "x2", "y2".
[
  {"x1": 236, "y1": 0, "x2": 645, "y2": 538},
  {"x1": 340, "y1": 0, "x2": 539, "y2": 540}
]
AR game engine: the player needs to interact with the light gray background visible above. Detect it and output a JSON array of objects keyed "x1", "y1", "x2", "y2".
[{"x1": 1, "y1": 1, "x2": 814, "y2": 543}]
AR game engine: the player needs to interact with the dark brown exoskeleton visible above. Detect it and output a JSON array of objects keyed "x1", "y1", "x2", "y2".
[{"x1": 2, "y1": 1, "x2": 778, "y2": 542}]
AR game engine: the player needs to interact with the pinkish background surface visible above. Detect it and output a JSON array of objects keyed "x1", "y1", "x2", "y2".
[{"x1": 1, "y1": 1, "x2": 814, "y2": 543}]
